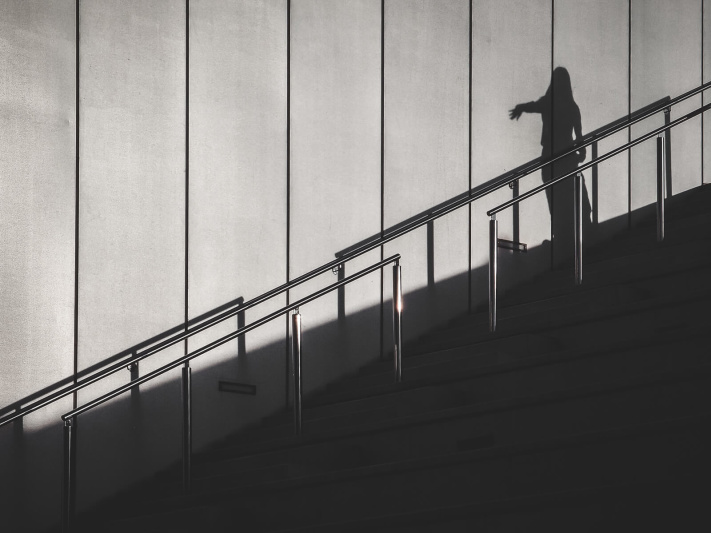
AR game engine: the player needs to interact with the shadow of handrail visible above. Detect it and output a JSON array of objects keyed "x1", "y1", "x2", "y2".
[{"x1": 0, "y1": 90, "x2": 685, "y2": 425}]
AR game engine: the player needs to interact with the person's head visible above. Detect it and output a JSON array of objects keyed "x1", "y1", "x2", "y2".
[{"x1": 548, "y1": 67, "x2": 574, "y2": 104}]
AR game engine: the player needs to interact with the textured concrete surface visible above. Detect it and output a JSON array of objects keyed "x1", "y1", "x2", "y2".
[
  {"x1": 290, "y1": 0, "x2": 382, "y2": 393},
  {"x1": 705, "y1": 0, "x2": 710, "y2": 185},
  {"x1": 555, "y1": 0, "x2": 629, "y2": 245},
  {"x1": 631, "y1": 0, "x2": 702, "y2": 215},
  {"x1": 0, "y1": 2, "x2": 75, "y2": 531},
  {"x1": 0, "y1": 1, "x2": 709, "y2": 531},
  {"x1": 0, "y1": 0, "x2": 75, "y2": 419},
  {"x1": 187, "y1": 0, "x2": 287, "y2": 451},
  {"x1": 77, "y1": 0, "x2": 186, "y2": 514},
  {"x1": 383, "y1": 0, "x2": 470, "y2": 343},
  {"x1": 470, "y1": 0, "x2": 552, "y2": 304}
]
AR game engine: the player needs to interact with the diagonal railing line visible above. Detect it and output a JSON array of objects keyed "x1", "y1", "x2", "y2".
[
  {"x1": 489, "y1": 101, "x2": 711, "y2": 216},
  {"x1": 0, "y1": 250, "x2": 393, "y2": 428},
  {"x1": 2, "y1": 80, "x2": 710, "y2": 429},
  {"x1": 62, "y1": 254, "x2": 401, "y2": 420},
  {"x1": 486, "y1": 99, "x2": 711, "y2": 332},
  {"x1": 339, "y1": 83, "x2": 709, "y2": 261}
]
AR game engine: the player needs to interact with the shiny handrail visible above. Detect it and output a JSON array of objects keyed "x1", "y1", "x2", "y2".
[
  {"x1": 488, "y1": 101, "x2": 711, "y2": 216},
  {"x1": 58, "y1": 253, "x2": 402, "y2": 530},
  {"x1": 491, "y1": 80, "x2": 710, "y2": 192},
  {"x1": 3, "y1": 81, "x2": 710, "y2": 430},
  {"x1": 61, "y1": 254, "x2": 401, "y2": 421},
  {"x1": 0, "y1": 246, "x2": 394, "y2": 429},
  {"x1": 336, "y1": 81, "x2": 711, "y2": 261},
  {"x1": 485, "y1": 99, "x2": 711, "y2": 332}
]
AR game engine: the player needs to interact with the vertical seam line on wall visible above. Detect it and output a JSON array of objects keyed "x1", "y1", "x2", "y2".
[
  {"x1": 467, "y1": 0, "x2": 472, "y2": 312},
  {"x1": 185, "y1": 0, "x2": 190, "y2": 360},
  {"x1": 550, "y1": 0, "x2": 555, "y2": 269},
  {"x1": 73, "y1": 0, "x2": 80, "y2": 409},
  {"x1": 627, "y1": 0, "x2": 632, "y2": 227},
  {"x1": 380, "y1": 0, "x2": 385, "y2": 360},
  {"x1": 702, "y1": 0, "x2": 705, "y2": 184},
  {"x1": 285, "y1": 0, "x2": 291, "y2": 409}
]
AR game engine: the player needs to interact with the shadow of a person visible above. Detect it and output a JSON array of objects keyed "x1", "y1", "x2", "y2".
[{"x1": 510, "y1": 66, "x2": 592, "y2": 268}]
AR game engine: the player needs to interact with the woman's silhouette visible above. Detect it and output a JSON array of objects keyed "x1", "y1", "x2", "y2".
[{"x1": 510, "y1": 66, "x2": 591, "y2": 267}]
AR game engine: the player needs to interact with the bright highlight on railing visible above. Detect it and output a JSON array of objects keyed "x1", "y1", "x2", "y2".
[
  {"x1": 59, "y1": 253, "x2": 403, "y2": 532},
  {"x1": 3, "y1": 79, "x2": 711, "y2": 533}
]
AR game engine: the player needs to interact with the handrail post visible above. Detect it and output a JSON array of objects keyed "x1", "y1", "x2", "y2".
[
  {"x1": 392, "y1": 261, "x2": 403, "y2": 383},
  {"x1": 62, "y1": 416, "x2": 76, "y2": 533},
  {"x1": 574, "y1": 172, "x2": 583, "y2": 285},
  {"x1": 657, "y1": 134, "x2": 666, "y2": 242},
  {"x1": 512, "y1": 179, "x2": 520, "y2": 244},
  {"x1": 489, "y1": 215, "x2": 498, "y2": 332},
  {"x1": 181, "y1": 365, "x2": 192, "y2": 494},
  {"x1": 592, "y1": 141, "x2": 599, "y2": 224},
  {"x1": 291, "y1": 309, "x2": 302, "y2": 436},
  {"x1": 664, "y1": 107, "x2": 672, "y2": 196}
]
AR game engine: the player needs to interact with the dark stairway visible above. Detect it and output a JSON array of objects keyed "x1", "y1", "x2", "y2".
[{"x1": 76, "y1": 184, "x2": 711, "y2": 532}]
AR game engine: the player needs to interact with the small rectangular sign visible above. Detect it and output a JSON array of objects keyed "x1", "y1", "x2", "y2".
[{"x1": 218, "y1": 381, "x2": 257, "y2": 395}]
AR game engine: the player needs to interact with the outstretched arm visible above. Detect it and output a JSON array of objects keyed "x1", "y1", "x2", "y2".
[{"x1": 509, "y1": 100, "x2": 543, "y2": 120}]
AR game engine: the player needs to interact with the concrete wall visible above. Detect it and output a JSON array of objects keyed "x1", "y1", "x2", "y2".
[
  {"x1": 631, "y1": 0, "x2": 702, "y2": 216},
  {"x1": 0, "y1": 1, "x2": 709, "y2": 531},
  {"x1": 705, "y1": 0, "x2": 710, "y2": 185},
  {"x1": 290, "y1": 0, "x2": 382, "y2": 394},
  {"x1": 555, "y1": 0, "x2": 629, "y2": 243},
  {"x1": 470, "y1": 0, "x2": 552, "y2": 304},
  {"x1": 0, "y1": 2, "x2": 75, "y2": 531},
  {"x1": 384, "y1": 0, "x2": 470, "y2": 341},
  {"x1": 187, "y1": 0, "x2": 287, "y2": 452},
  {"x1": 77, "y1": 0, "x2": 186, "y2": 513}
]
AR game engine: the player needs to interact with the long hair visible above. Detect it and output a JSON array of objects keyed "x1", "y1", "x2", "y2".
[{"x1": 546, "y1": 67, "x2": 575, "y2": 110}]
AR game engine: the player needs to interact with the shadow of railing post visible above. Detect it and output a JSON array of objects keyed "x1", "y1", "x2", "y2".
[
  {"x1": 426, "y1": 220, "x2": 435, "y2": 290},
  {"x1": 592, "y1": 140, "x2": 599, "y2": 225},
  {"x1": 664, "y1": 107, "x2": 673, "y2": 196},
  {"x1": 236, "y1": 297, "x2": 246, "y2": 358}
]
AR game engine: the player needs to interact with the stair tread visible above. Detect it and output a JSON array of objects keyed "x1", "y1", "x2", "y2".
[{"x1": 76, "y1": 184, "x2": 711, "y2": 533}]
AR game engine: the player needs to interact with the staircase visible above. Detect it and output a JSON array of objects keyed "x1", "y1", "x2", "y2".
[{"x1": 73, "y1": 183, "x2": 711, "y2": 532}]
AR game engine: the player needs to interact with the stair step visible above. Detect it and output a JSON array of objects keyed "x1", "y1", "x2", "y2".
[
  {"x1": 497, "y1": 234, "x2": 711, "y2": 309},
  {"x1": 115, "y1": 356, "x2": 711, "y2": 518},
  {"x1": 74, "y1": 184, "x2": 711, "y2": 533},
  {"x1": 102, "y1": 411, "x2": 711, "y2": 532},
  {"x1": 269, "y1": 475, "x2": 711, "y2": 532}
]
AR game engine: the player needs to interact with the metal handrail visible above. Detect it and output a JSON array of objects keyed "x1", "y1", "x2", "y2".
[
  {"x1": 336, "y1": 81, "x2": 711, "y2": 262},
  {"x1": 486, "y1": 99, "x2": 711, "y2": 332},
  {"x1": 491, "y1": 80, "x2": 710, "y2": 193},
  {"x1": 62, "y1": 254, "x2": 402, "y2": 421},
  {"x1": 58, "y1": 253, "x2": 402, "y2": 531},
  {"x1": 488, "y1": 103, "x2": 711, "y2": 217},
  {"x1": 0, "y1": 243, "x2": 392, "y2": 429},
  {"x1": 4, "y1": 80, "x2": 709, "y2": 432}
]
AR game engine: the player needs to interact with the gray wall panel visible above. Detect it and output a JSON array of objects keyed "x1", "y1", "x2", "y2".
[
  {"x1": 705, "y1": 0, "x2": 710, "y2": 184},
  {"x1": 77, "y1": 0, "x2": 186, "y2": 511},
  {"x1": 554, "y1": 0, "x2": 629, "y2": 245},
  {"x1": 0, "y1": 2, "x2": 75, "y2": 530},
  {"x1": 0, "y1": 0, "x2": 76, "y2": 421},
  {"x1": 470, "y1": 0, "x2": 552, "y2": 303},
  {"x1": 384, "y1": 0, "x2": 470, "y2": 341},
  {"x1": 188, "y1": 0, "x2": 287, "y2": 451},
  {"x1": 290, "y1": 0, "x2": 382, "y2": 392},
  {"x1": 2, "y1": 3, "x2": 710, "y2": 529},
  {"x1": 631, "y1": 0, "x2": 702, "y2": 215}
]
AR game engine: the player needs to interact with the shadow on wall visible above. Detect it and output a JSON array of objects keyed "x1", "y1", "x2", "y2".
[
  {"x1": 0, "y1": 67, "x2": 679, "y2": 530},
  {"x1": 0, "y1": 201, "x2": 650, "y2": 533},
  {"x1": 339, "y1": 76, "x2": 671, "y2": 285},
  {"x1": 509, "y1": 66, "x2": 592, "y2": 267}
]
